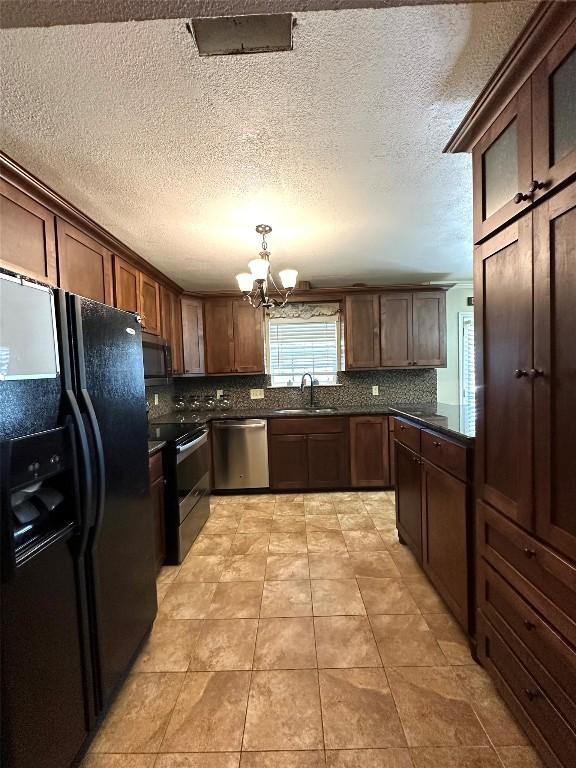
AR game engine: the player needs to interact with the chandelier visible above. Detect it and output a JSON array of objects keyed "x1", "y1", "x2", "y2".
[{"x1": 236, "y1": 224, "x2": 298, "y2": 309}]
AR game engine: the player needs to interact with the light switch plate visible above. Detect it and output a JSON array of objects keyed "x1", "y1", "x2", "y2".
[
  {"x1": 154, "y1": 393, "x2": 159, "y2": 405},
  {"x1": 216, "y1": 389, "x2": 223, "y2": 399},
  {"x1": 372, "y1": 386, "x2": 379, "y2": 396},
  {"x1": 250, "y1": 388, "x2": 265, "y2": 400}
]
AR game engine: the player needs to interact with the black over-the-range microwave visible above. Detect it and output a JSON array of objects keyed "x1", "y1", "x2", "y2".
[{"x1": 142, "y1": 332, "x2": 172, "y2": 386}]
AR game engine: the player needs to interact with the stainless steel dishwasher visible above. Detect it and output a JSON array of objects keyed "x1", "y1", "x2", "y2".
[{"x1": 212, "y1": 419, "x2": 269, "y2": 490}]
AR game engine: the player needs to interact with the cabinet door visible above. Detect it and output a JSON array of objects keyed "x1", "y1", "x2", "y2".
[
  {"x1": 475, "y1": 216, "x2": 533, "y2": 530},
  {"x1": 150, "y1": 475, "x2": 166, "y2": 573},
  {"x1": 269, "y1": 434, "x2": 308, "y2": 489},
  {"x1": 532, "y1": 22, "x2": 576, "y2": 200},
  {"x1": 57, "y1": 219, "x2": 113, "y2": 303},
  {"x1": 345, "y1": 295, "x2": 380, "y2": 369},
  {"x1": 171, "y1": 293, "x2": 184, "y2": 375},
  {"x1": 380, "y1": 292, "x2": 412, "y2": 367},
  {"x1": 388, "y1": 419, "x2": 396, "y2": 489},
  {"x1": 308, "y1": 433, "x2": 349, "y2": 489},
  {"x1": 204, "y1": 299, "x2": 234, "y2": 374},
  {"x1": 422, "y1": 460, "x2": 468, "y2": 631},
  {"x1": 350, "y1": 416, "x2": 390, "y2": 487},
  {"x1": 114, "y1": 255, "x2": 140, "y2": 314},
  {"x1": 395, "y1": 441, "x2": 422, "y2": 562},
  {"x1": 533, "y1": 181, "x2": 576, "y2": 561},
  {"x1": 233, "y1": 299, "x2": 264, "y2": 373},
  {"x1": 472, "y1": 81, "x2": 532, "y2": 243},
  {"x1": 181, "y1": 296, "x2": 205, "y2": 375},
  {"x1": 412, "y1": 291, "x2": 446, "y2": 367},
  {"x1": 160, "y1": 284, "x2": 173, "y2": 343},
  {"x1": 139, "y1": 272, "x2": 161, "y2": 334},
  {"x1": 0, "y1": 180, "x2": 57, "y2": 284}
]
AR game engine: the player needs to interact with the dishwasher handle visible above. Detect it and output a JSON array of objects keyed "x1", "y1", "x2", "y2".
[{"x1": 212, "y1": 420, "x2": 267, "y2": 429}]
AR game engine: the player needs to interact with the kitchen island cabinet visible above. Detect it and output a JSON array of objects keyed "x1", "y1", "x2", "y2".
[{"x1": 148, "y1": 450, "x2": 166, "y2": 573}]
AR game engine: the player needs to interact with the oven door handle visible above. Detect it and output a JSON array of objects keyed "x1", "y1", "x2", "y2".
[{"x1": 176, "y1": 430, "x2": 209, "y2": 457}]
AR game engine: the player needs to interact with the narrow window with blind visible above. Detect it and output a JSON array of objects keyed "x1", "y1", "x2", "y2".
[
  {"x1": 267, "y1": 316, "x2": 341, "y2": 386},
  {"x1": 458, "y1": 312, "x2": 476, "y2": 434}
]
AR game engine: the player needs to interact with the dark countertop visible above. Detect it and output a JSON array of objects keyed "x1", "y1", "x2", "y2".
[
  {"x1": 148, "y1": 440, "x2": 166, "y2": 457},
  {"x1": 151, "y1": 402, "x2": 475, "y2": 442}
]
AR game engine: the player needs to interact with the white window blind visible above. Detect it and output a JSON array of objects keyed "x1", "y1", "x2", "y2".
[
  {"x1": 459, "y1": 312, "x2": 476, "y2": 434},
  {"x1": 267, "y1": 317, "x2": 340, "y2": 386}
]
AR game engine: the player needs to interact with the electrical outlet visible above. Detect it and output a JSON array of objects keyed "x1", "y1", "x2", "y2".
[
  {"x1": 154, "y1": 393, "x2": 159, "y2": 405},
  {"x1": 216, "y1": 389, "x2": 223, "y2": 399},
  {"x1": 250, "y1": 388, "x2": 265, "y2": 400},
  {"x1": 372, "y1": 385, "x2": 379, "y2": 396}
]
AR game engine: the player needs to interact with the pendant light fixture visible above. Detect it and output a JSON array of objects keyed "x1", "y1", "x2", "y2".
[{"x1": 236, "y1": 224, "x2": 298, "y2": 309}]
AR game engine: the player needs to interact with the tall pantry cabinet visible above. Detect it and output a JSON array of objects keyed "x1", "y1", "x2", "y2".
[{"x1": 446, "y1": 6, "x2": 575, "y2": 768}]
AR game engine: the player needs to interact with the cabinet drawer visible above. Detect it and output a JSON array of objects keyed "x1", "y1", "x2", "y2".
[
  {"x1": 478, "y1": 615, "x2": 576, "y2": 768},
  {"x1": 479, "y1": 561, "x2": 576, "y2": 723},
  {"x1": 421, "y1": 429, "x2": 468, "y2": 482},
  {"x1": 149, "y1": 452, "x2": 163, "y2": 483},
  {"x1": 269, "y1": 417, "x2": 346, "y2": 435},
  {"x1": 477, "y1": 501, "x2": 576, "y2": 645},
  {"x1": 393, "y1": 418, "x2": 421, "y2": 452}
]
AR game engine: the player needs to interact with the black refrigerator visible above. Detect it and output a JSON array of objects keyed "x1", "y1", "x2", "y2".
[{"x1": 0, "y1": 270, "x2": 157, "y2": 768}]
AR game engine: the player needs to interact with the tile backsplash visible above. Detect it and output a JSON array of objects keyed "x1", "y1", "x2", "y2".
[{"x1": 147, "y1": 369, "x2": 436, "y2": 417}]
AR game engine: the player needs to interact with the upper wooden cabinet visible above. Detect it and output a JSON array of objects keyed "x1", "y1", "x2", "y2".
[
  {"x1": 345, "y1": 295, "x2": 380, "y2": 369},
  {"x1": 57, "y1": 219, "x2": 114, "y2": 304},
  {"x1": 379, "y1": 292, "x2": 412, "y2": 367},
  {"x1": 472, "y1": 19, "x2": 575, "y2": 243},
  {"x1": 204, "y1": 298, "x2": 264, "y2": 375},
  {"x1": 139, "y1": 272, "x2": 161, "y2": 335},
  {"x1": 411, "y1": 291, "x2": 447, "y2": 367},
  {"x1": 114, "y1": 256, "x2": 140, "y2": 314},
  {"x1": 161, "y1": 286, "x2": 184, "y2": 374},
  {"x1": 0, "y1": 180, "x2": 57, "y2": 284},
  {"x1": 180, "y1": 296, "x2": 205, "y2": 375}
]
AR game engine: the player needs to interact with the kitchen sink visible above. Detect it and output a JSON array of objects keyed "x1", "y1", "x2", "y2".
[{"x1": 273, "y1": 408, "x2": 339, "y2": 415}]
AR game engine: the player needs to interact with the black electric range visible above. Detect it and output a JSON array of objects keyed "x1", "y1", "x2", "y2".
[{"x1": 148, "y1": 420, "x2": 206, "y2": 448}]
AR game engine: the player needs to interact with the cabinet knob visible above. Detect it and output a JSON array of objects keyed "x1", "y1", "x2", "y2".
[
  {"x1": 528, "y1": 368, "x2": 544, "y2": 379},
  {"x1": 523, "y1": 547, "x2": 537, "y2": 559},
  {"x1": 513, "y1": 369, "x2": 528, "y2": 378},
  {"x1": 527, "y1": 179, "x2": 546, "y2": 194},
  {"x1": 399, "y1": 425, "x2": 406, "y2": 430},
  {"x1": 432, "y1": 441, "x2": 441, "y2": 447},
  {"x1": 524, "y1": 688, "x2": 541, "y2": 702},
  {"x1": 523, "y1": 619, "x2": 536, "y2": 631},
  {"x1": 514, "y1": 191, "x2": 530, "y2": 204}
]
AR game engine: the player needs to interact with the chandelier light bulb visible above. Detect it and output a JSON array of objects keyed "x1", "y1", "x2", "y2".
[
  {"x1": 238, "y1": 225, "x2": 298, "y2": 309},
  {"x1": 279, "y1": 269, "x2": 298, "y2": 289},
  {"x1": 248, "y1": 258, "x2": 270, "y2": 281},
  {"x1": 236, "y1": 272, "x2": 254, "y2": 292}
]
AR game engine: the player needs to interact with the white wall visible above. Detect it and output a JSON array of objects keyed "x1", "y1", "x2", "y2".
[{"x1": 436, "y1": 283, "x2": 474, "y2": 405}]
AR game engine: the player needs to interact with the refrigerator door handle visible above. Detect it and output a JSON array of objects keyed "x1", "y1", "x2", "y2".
[
  {"x1": 65, "y1": 389, "x2": 95, "y2": 550},
  {"x1": 0, "y1": 443, "x2": 16, "y2": 583},
  {"x1": 78, "y1": 387, "x2": 106, "y2": 544}
]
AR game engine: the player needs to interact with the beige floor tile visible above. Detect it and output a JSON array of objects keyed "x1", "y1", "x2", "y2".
[
  {"x1": 338, "y1": 514, "x2": 375, "y2": 531},
  {"x1": 177, "y1": 556, "x2": 226, "y2": 583},
  {"x1": 220, "y1": 495, "x2": 271, "y2": 506},
  {"x1": 424, "y1": 614, "x2": 473, "y2": 665},
  {"x1": 496, "y1": 746, "x2": 545, "y2": 768},
  {"x1": 360, "y1": 492, "x2": 390, "y2": 502},
  {"x1": 327, "y1": 492, "x2": 361, "y2": 501},
  {"x1": 379, "y1": 529, "x2": 402, "y2": 548},
  {"x1": 207, "y1": 581, "x2": 263, "y2": 619},
  {"x1": 307, "y1": 532, "x2": 348, "y2": 553},
  {"x1": 240, "y1": 752, "x2": 324, "y2": 768},
  {"x1": 404, "y1": 575, "x2": 449, "y2": 614},
  {"x1": 188, "y1": 619, "x2": 258, "y2": 670},
  {"x1": 254, "y1": 617, "x2": 317, "y2": 669},
  {"x1": 308, "y1": 553, "x2": 354, "y2": 579},
  {"x1": 275, "y1": 502, "x2": 306, "y2": 516},
  {"x1": 266, "y1": 554, "x2": 310, "y2": 581},
  {"x1": 202, "y1": 518, "x2": 240, "y2": 535},
  {"x1": 454, "y1": 665, "x2": 528, "y2": 746},
  {"x1": 386, "y1": 666, "x2": 489, "y2": 747},
  {"x1": 134, "y1": 619, "x2": 201, "y2": 672},
  {"x1": 155, "y1": 755, "x2": 240, "y2": 768},
  {"x1": 209, "y1": 506, "x2": 244, "y2": 520},
  {"x1": 191, "y1": 534, "x2": 234, "y2": 556},
  {"x1": 156, "y1": 583, "x2": 170, "y2": 605},
  {"x1": 311, "y1": 579, "x2": 366, "y2": 616},
  {"x1": 269, "y1": 533, "x2": 308, "y2": 554},
  {"x1": 159, "y1": 582, "x2": 218, "y2": 619},
  {"x1": 241, "y1": 506, "x2": 274, "y2": 519},
  {"x1": 304, "y1": 501, "x2": 336, "y2": 515},
  {"x1": 370, "y1": 515, "x2": 398, "y2": 531},
  {"x1": 237, "y1": 517, "x2": 273, "y2": 534},
  {"x1": 161, "y1": 670, "x2": 250, "y2": 752},
  {"x1": 319, "y1": 667, "x2": 406, "y2": 749},
  {"x1": 370, "y1": 614, "x2": 446, "y2": 666},
  {"x1": 82, "y1": 756, "x2": 157, "y2": 767},
  {"x1": 364, "y1": 501, "x2": 395, "y2": 514},
  {"x1": 343, "y1": 530, "x2": 386, "y2": 551},
  {"x1": 220, "y1": 554, "x2": 267, "y2": 581},
  {"x1": 275, "y1": 494, "x2": 305, "y2": 504},
  {"x1": 243, "y1": 670, "x2": 323, "y2": 750},
  {"x1": 230, "y1": 533, "x2": 270, "y2": 555},
  {"x1": 333, "y1": 501, "x2": 366, "y2": 514},
  {"x1": 272, "y1": 517, "x2": 307, "y2": 533},
  {"x1": 90, "y1": 673, "x2": 184, "y2": 753},
  {"x1": 325, "y1": 749, "x2": 413, "y2": 767},
  {"x1": 357, "y1": 578, "x2": 420, "y2": 615},
  {"x1": 349, "y1": 552, "x2": 401, "y2": 578},
  {"x1": 410, "y1": 746, "x2": 502, "y2": 767},
  {"x1": 387, "y1": 544, "x2": 424, "y2": 576},
  {"x1": 306, "y1": 515, "x2": 342, "y2": 532},
  {"x1": 157, "y1": 566, "x2": 181, "y2": 586},
  {"x1": 260, "y1": 580, "x2": 312, "y2": 617},
  {"x1": 315, "y1": 616, "x2": 381, "y2": 668}
]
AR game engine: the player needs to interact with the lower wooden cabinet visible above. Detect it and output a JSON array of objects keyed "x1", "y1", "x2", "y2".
[
  {"x1": 269, "y1": 434, "x2": 308, "y2": 489},
  {"x1": 350, "y1": 416, "x2": 391, "y2": 487},
  {"x1": 395, "y1": 441, "x2": 423, "y2": 562},
  {"x1": 148, "y1": 452, "x2": 166, "y2": 573},
  {"x1": 308, "y1": 433, "x2": 349, "y2": 489}
]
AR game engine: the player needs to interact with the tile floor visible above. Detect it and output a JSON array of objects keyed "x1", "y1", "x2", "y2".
[{"x1": 84, "y1": 491, "x2": 545, "y2": 768}]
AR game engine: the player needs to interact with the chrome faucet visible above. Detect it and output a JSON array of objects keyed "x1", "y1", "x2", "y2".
[{"x1": 300, "y1": 372, "x2": 315, "y2": 408}]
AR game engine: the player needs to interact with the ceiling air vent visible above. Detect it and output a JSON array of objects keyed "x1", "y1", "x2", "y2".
[{"x1": 188, "y1": 14, "x2": 294, "y2": 57}]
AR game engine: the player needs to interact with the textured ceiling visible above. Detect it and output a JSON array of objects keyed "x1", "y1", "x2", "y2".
[{"x1": 0, "y1": 2, "x2": 537, "y2": 290}]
